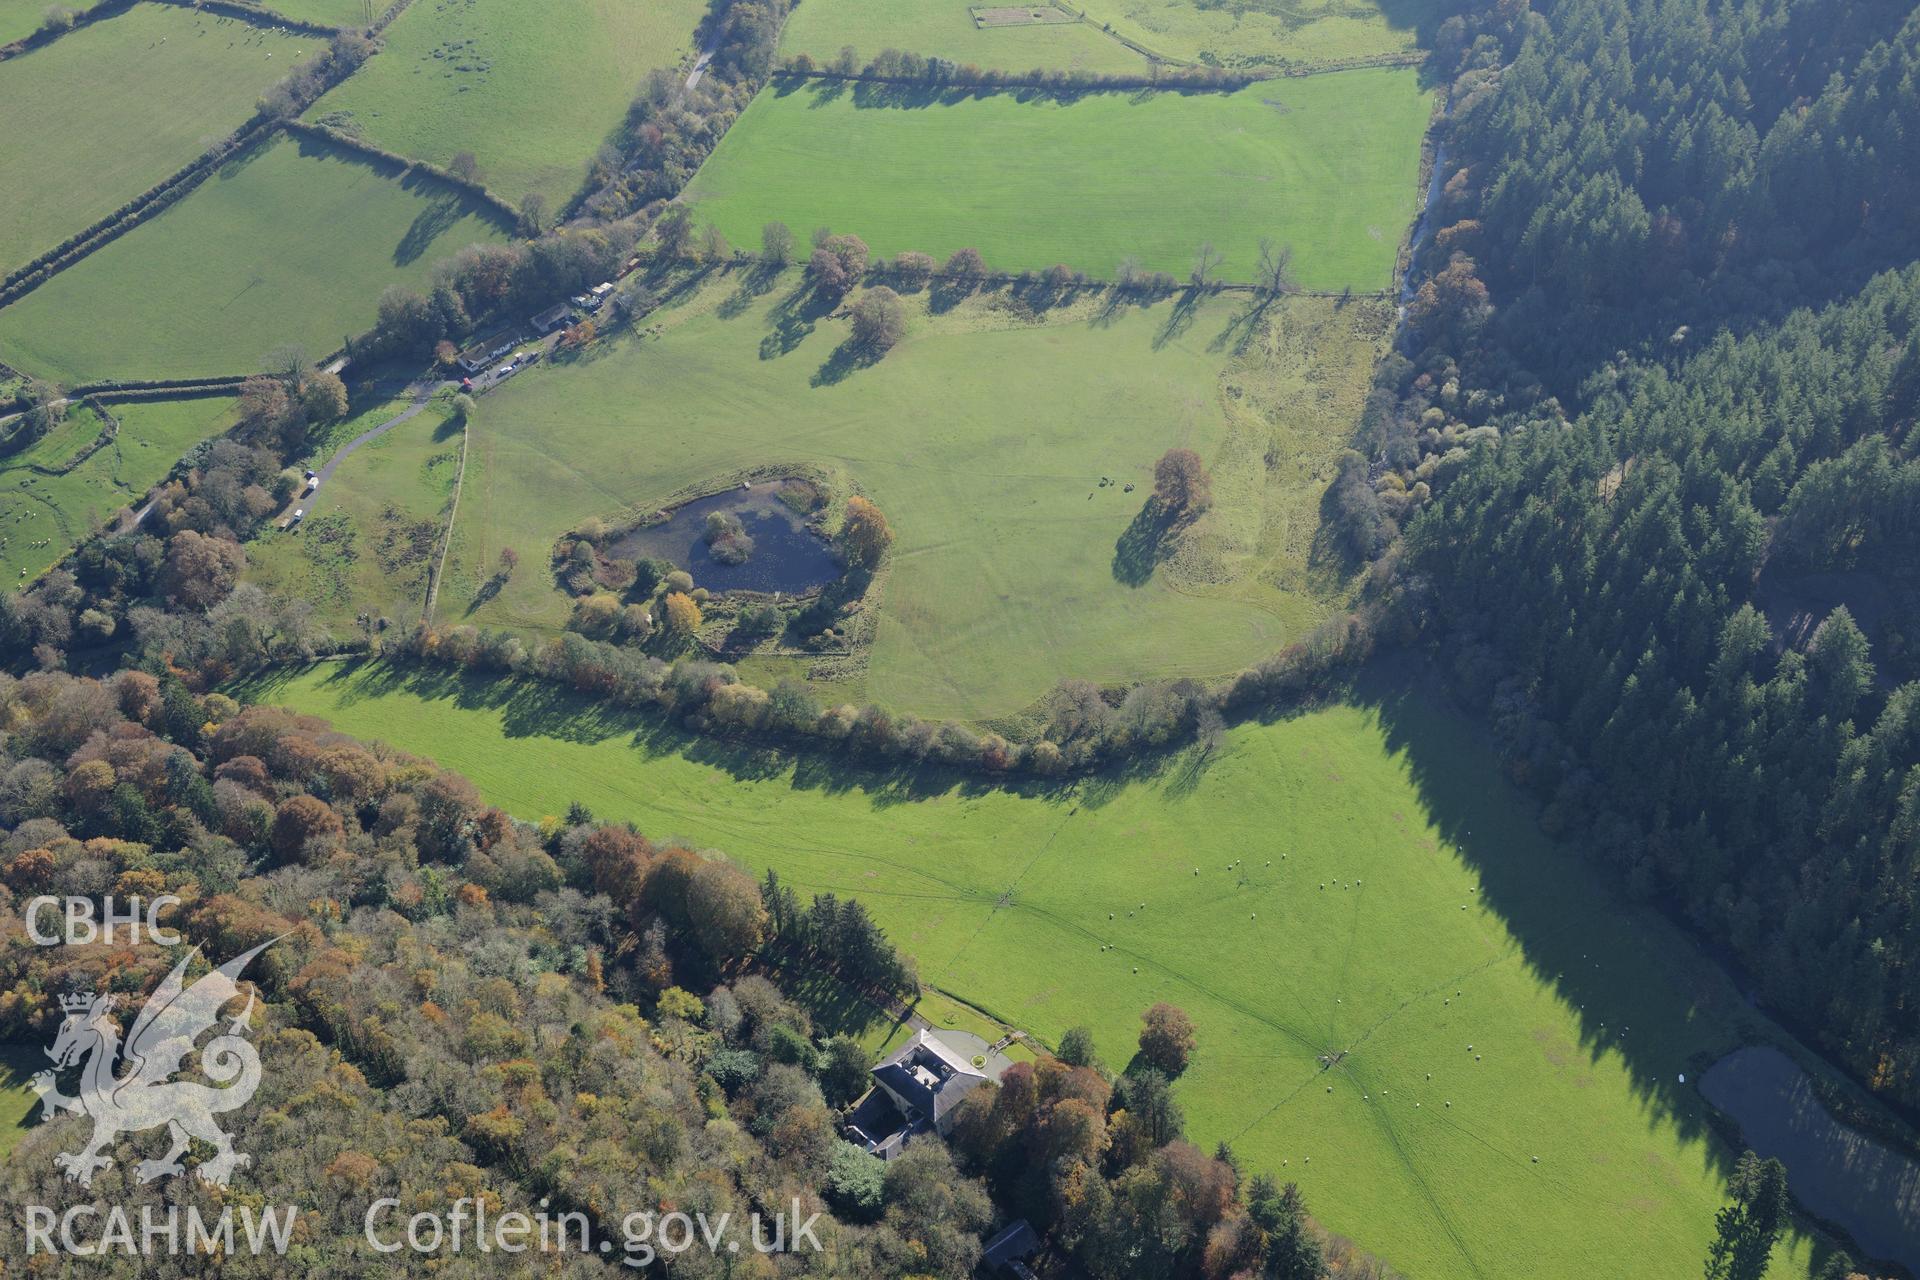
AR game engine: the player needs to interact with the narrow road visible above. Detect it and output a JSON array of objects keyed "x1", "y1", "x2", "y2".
[
  {"x1": 684, "y1": 31, "x2": 720, "y2": 91},
  {"x1": 272, "y1": 377, "x2": 444, "y2": 526},
  {"x1": 0, "y1": 397, "x2": 70, "y2": 432}
]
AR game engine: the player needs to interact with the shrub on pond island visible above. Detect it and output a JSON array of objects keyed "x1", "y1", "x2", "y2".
[{"x1": 705, "y1": 510, "x2": 756, "y2": 565}]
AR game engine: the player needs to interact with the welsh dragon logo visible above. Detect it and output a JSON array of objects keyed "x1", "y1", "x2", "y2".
[{"x1": 30, "y1": 940, "x2": 275, "y2": 1189}]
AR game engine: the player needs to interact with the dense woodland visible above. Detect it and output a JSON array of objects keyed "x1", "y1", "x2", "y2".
[
  {"x1": 1372, "y1": 0, "x2": 1920, "y2": 1113},
  {"x1": 0, "y1": 670, "x2": 1387, "y2": 1276}
]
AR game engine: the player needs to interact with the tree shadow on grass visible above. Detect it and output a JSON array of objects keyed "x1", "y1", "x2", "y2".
[
  {"x1": 763, "y1": 281, "x2": 837, "y2": 360},
  {"x1": 393, "y1": 192, "x2": 468, "y2": 267},
  {"x1": 1207, "y1": 292, "x2": 1276, "y2": 357},
  {"x1": 1151, "y1": 286, "x2": 1208, "y2": 350},
  {"x1": 236, "y1": 657, "x2": 1131, "y2": 810},
  {"x1": 927, "y1": 275, "x2": 979, "y2": 315},
  {"x1": 717, "y1": 260, "x2": 786, "y2": 320},
  {"x1": 1112, "y1": 499, "x2": 1174, "y2": 586},
  {"x1": 811, "y1": 337, "x2": 882, "y2": 387}
]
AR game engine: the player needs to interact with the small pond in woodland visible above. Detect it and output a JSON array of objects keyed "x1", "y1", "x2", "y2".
[{"x1": 1699, "y1": 1045, "x2": 1920, "y2": 1272}]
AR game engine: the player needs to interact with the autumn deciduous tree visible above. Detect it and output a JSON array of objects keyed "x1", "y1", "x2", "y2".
[
  {"x1": 662, "y1": 591, "x2": 702, "y2": 638},
  {"x1": 839, "y1": 496, "x2": 893, "y2": 568},
  {"x1": 849, "y1": 286, "x2": 907, "y2": 353},
  {"x1": 762, "y1": 220, "x2": 794, "y2": 265},
  {"x1": 270, "y1": 793, "x2": 343, "y2": 864},
  {"x1": 161, "y1": 530, "x2": 246, "y2": 609},
  {"x1": 1407, "y1": 251, "x2": 1493, "y2": 344},
  {"x1": 1138, "y1": 1002, "x2": 1196, "y2": 1075},
  {"x1": 1152, "y1": 448, "x2": 1211, "y2": 518},
  {"x1": 810, "y1": 233, "x2": 870, "y2": 298},
  {"x1": 301, "y1": 370, "x2": 349, "y2": 423},
  {"x1": 686, "y1": 858, "x2": 769, "y2": 966}
]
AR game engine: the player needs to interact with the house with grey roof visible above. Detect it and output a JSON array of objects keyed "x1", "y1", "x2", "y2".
[{"x1": 843, "y1": 1028, "x2": 990, "y2": 1161}]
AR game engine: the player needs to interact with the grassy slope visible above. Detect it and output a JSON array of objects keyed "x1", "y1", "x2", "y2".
[
  {"x1": 778, "y1": 0, "x2": 1151, "y2": 75},
  {"x1": 307, "y1": 0, "x2": 707, "y2": 210},
  {"x1": 0, "y1": 135, "x2": 508, "y2": 383},
  {"x1": 0, "y1": 1044, "x2": 37, "y2": 1161},
  {"x1": 254, "y1": 657, "x2": 1828, "y2": 1280},
  {"x1": 685, "y1": 71, "x2": 1430, "y2": 289},
  {"x1": 1072, "y1": 0, "x2": 1436, "y2": 67},
  {"x1": 0, "y1": 6, "x2": 308, "y2": 273},
  {"x1": 0, "y1": 0, "x2": 45, "y2": 43},
  {"x1": 244, "y1": 395, "x2": 462, "y2": 630},
  {"x1": 267, "y1": 0, "x2": 380, "y2": 25},
  {"x1": 0, "y1": 395, "x2": 236, "y2": 582},
  {"x1": 443, "y1": 274, "x2": 1377, "y2": 720}
]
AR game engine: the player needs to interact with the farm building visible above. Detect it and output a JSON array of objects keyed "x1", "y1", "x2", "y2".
[
  {"x1": 981, "y1": 1220, "x2": 1040, "y2": 1278},
  {"x1": 843, "y1": 1029, "x2": 989, "y2": 1161},
  {"x1": 530, "y1": 303, "x2": 573, "y2": 335}
]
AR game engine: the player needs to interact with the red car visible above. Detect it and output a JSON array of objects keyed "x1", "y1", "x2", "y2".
[{"x1": 460, "y1": 377, "x2": 474, "y2": 391}]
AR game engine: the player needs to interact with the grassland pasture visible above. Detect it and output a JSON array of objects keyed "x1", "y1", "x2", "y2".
[
  {"x1": 1073, "y1": 0, "x2": 1437, "y2": 67},
  {"x1": 243, "y1": 393, "x2": 463, "y2": 631},
  {"x1": 266, "y1": 0, "x2": 382, "y2": 26},
  {"x1": 440, "y1": 271, "x2": 1382, "y2": 720},
  {"x1": 0, "y1": 5, "x2": 309, "y2": 273},
  {"x1": 254, "y1": 658, "x2": 1831, "y2": 1280},
  {"x1": 307, "y1": 0, "x2": 708, "y2": 211},
  {"x1": 0, "y1": 1044, "x2": 37, "y2": 1162},
  {"x1": 0, "y1": 0, "x2": 59, "y2": 44},
  {"x1": 684, "y1": 71, "x2": 1431, "y2": 289},
  {"x1": 0, "y1": 395, "x2": 236, "y2": 583},
  {"x1": 0, "y1": 134, "x2": 509, "y2": 383},
  {"x1": 778, "y1": 0, "x2": 1151, "y2": 75}
]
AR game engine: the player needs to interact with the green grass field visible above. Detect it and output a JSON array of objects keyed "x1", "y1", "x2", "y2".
[
  {"x1": 440, "y1": 271, "x2": 1381, "y2": 720},
  {"x1": 0, "y1": 395, "x2": 236, "y2": 583},
  {"x1": 0, "y1": 1044, "x2": 37, "y2": 1162},
  {"x1": 252, "y1": 656, "x2": 1836, "y2": 1280},
  {"x1": 266, "y1": 0, "x2": 380, "y2": 26},
  {"x1": 1073, "y1": 0, "x2": 1436, "y2": 68},
  {"x1": 244, "y1": 393, "x2": 462, "y2": 630},
  {"x1": 307, "y1": 0, "x2": 707, "y2": 212},
  {"x1": 685, "y1": 71, "x2": 1430, "y2": 289},
  {"x1": 778, "y1": 0, "x2": 1152, "y2": 75},
  {"x1": 0, "y1": 134, "x2": 509, "y2": 383},
  {"x1": 0, "y1": 0, "x2": 55, "y2": 44},
  {"x1": 0, "y1": 5, "x2": 308, "y2": 273}
]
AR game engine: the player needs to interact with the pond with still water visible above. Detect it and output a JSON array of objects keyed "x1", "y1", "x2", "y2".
[
  {"x1": 1700, "y1": 1045, "x2": 1920, "y2": 1272},
  {"x1": 607, "y1": 482, "x2": 841, "y2": 594}
]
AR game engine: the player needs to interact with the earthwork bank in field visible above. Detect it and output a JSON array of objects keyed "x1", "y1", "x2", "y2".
[
  {"x1": 266, "y1": 0, "x2": 382, "y2": 26},
  {"x1": 1074, "y1": 0, "x2": 1438, "y2": 67},
  {"x1": 256, "y1": 658, "x2": 1827, "y2": 1280},
  {"x1": 0, "y1": 5, "x2": 308, "y2": 273},
  {"x1": 0, "y1": 134, "x2": 510, "y2": 382},
  {"x1": 684, "y1": 70, "x2": 1432, "y2": 289},
  {"x1": 778, "y1": 0, "x2": 1153, "y2": 75}
]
